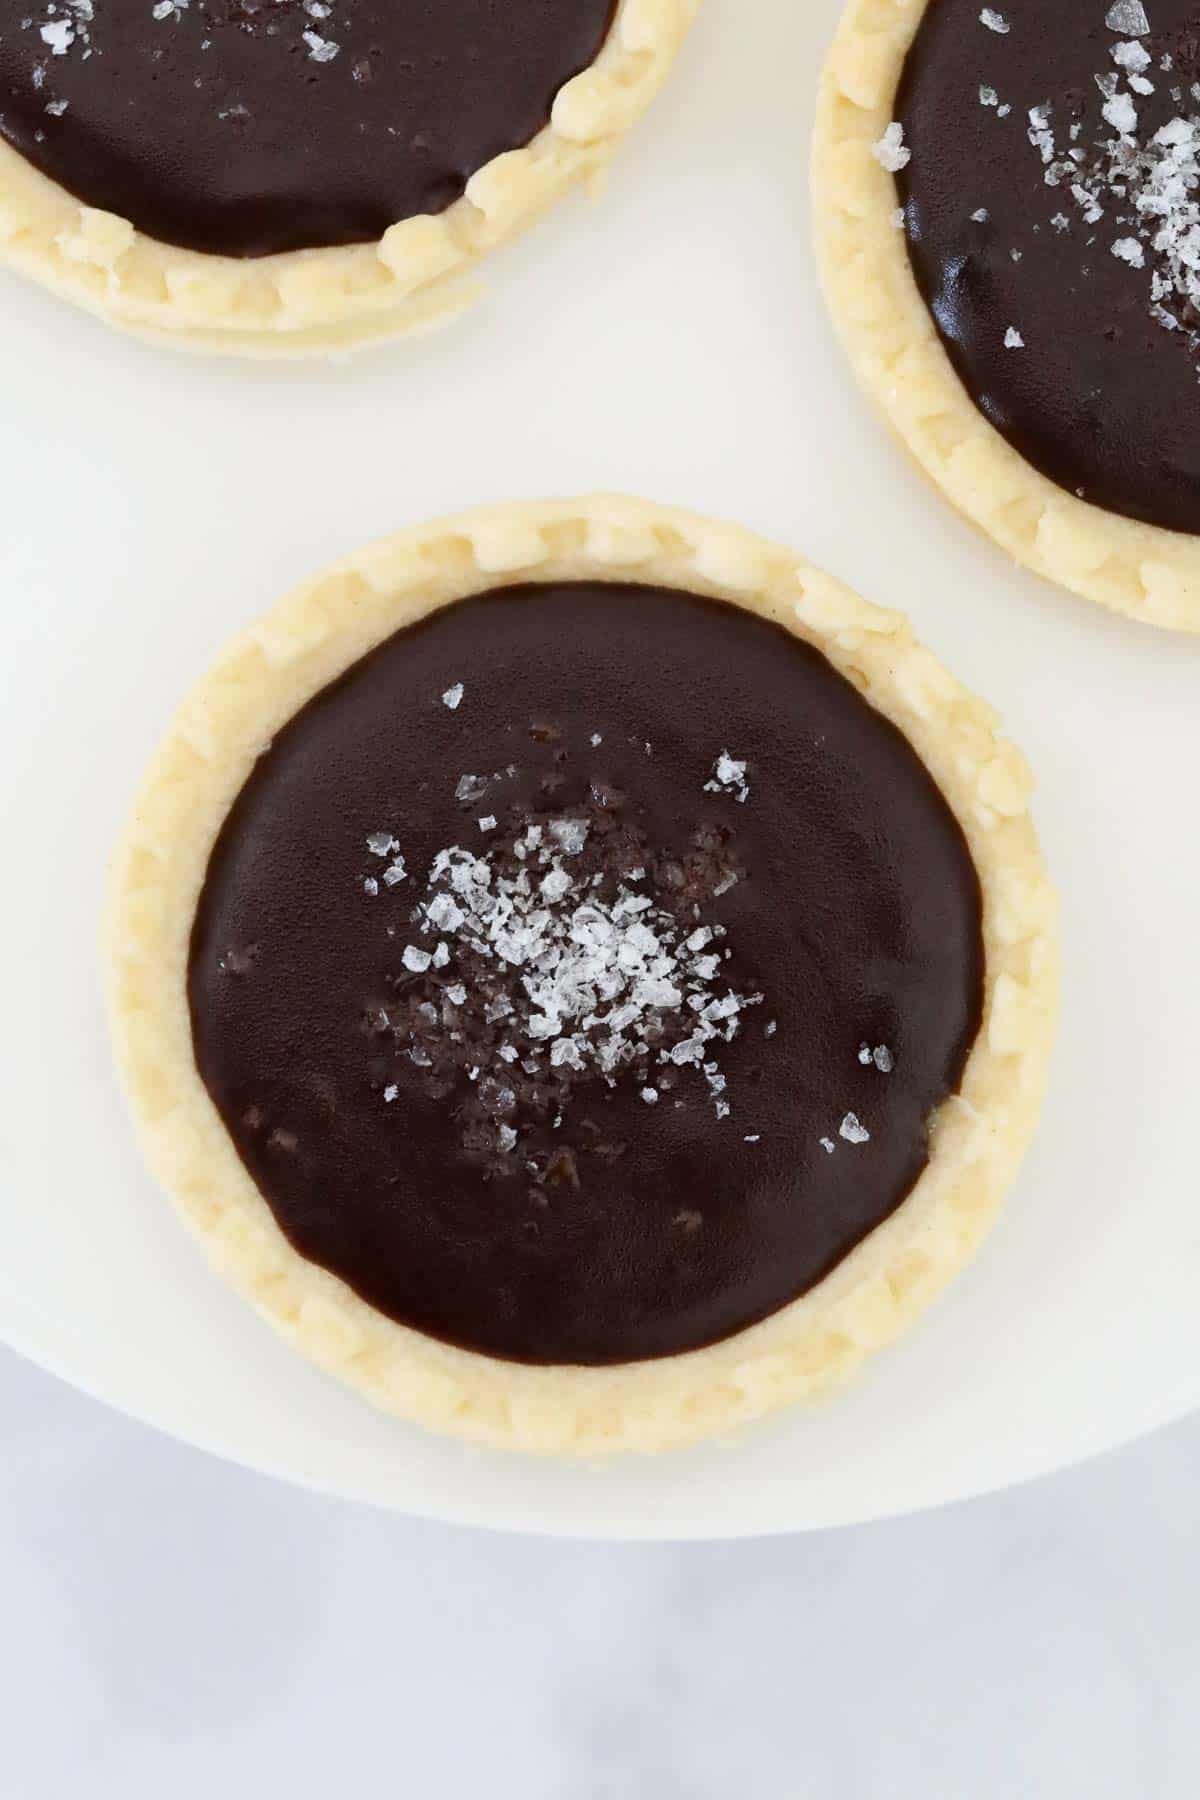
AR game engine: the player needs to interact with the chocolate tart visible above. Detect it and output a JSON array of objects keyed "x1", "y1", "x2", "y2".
[
  {"x1": 105, "y1": 497, "x2": 1056, "y2": 1455},
  {"x1": 0, "y1": 0, "x2": 696, "y2": 356},
  {"x1": 815, "y1": 0, "x2": 1200, "y2": 633}
]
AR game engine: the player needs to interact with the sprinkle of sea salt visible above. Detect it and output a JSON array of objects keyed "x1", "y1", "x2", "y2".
[
  {"x1": 590, "y1": 733, "x2": 603, "y2": 747},
  {"x1": 1004, "y1": 326, "x2": 1025, "y2": 347},
  {"x1": 744, "y1": 1134, "x2": 761, "y2": 1144},
  {"x1": 873, "y1": 121, "x2": 911, "y2": 173},
  {"x1": 383, "y1": 1085, "x2": 398, "y2": 1103},
  {"x1": 376, "y1": 811, "x2": 756, "y2": 1127},
  {"x1": 366, "y1": 832, "x2": 397, "y2": 857},
  {"x1": 819, "y1": 1137, "x2": 836, "y2": 1155},
  {"x1": 979, "y1": 7, "x2": 1009, "y2": 31},
  {"x1": 478, "y1": 815, "x2": 497, "y2": 833},
  {"x1": 839, "y1": 1112, "x2": 871, "y2": 1146},
  {"x1": 641, "y1": 1087, "x2": 659, "y2": 1105},
  {"x1": 442, "y1": 683, "x2": 464, "y2": 711},
  {"x1": 363, "y1": 877, "x2": 379, "y2": 897}
]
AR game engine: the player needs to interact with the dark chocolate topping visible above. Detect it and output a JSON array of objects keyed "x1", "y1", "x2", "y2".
[
  {"x1": 188, "y1": 583, "x2": 984, "y2": 1367},
  {"x1": 897, "y1": 0, "x2": 1200, "y2": 535},
  {"x1": 1, "y1": 0, "x2": 615, "y2": 256}
]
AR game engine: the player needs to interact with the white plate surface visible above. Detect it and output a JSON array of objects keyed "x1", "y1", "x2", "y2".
[{"x1": 2, "y1": 0, "x2": 1199, "y2": 1538}]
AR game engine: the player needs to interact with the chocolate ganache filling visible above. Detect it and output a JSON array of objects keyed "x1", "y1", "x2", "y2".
[
  {"x1": 896, "y1": 0, "x2": 1200, "y2": 534},
  {"x1": 0, "y1": 0, "x2": 616, "y2": 256},
  {"x1": 188, "y1": 583, "x2": 985, "y2": 1367}
]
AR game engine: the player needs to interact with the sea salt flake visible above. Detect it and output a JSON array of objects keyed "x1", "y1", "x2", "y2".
[
  {"x1": 641, "y1": 1087, "x2": 659, "y2": 1105},
  {"x1": 363, "y1": 877, "x2": 379, "y2": 897},
  {"x1": 1004, "y1": 325, "x2": 1025, "y2": 347},
  {"x1": 441, "y1": 683, "x2": 464, "y2": 711},
  {"x1": 1102, "y1": 91, "x2": 1139, "y2": 134},
  {"x1": 704, "y1": 750, "x2": 750, "y2": 804},
  {"x1": 820, "y1": 1137, "x2": 836, "y2": 1155},
  {"x1": 39, "y1": 19, "x2": 73, "y2": 52},
  {"x1": 383, "y1": 857, "x2": 408, "y2": 887},
  {"x1": 971, "y1": 206, "x2": 990, "y2": 221},
  {"x1": 549, "y1": 818, "x2": 588, "y2": 855},
  {"x1": 1106, "y1": 1, "x2": 1150, "y2": 34},
  {"x1": 1112, "y1": 235, "x2": 1146, "y2": 266},
  {"x1": 979, "y1": 7, "x2": 1009, "y2": 31},
  {"x1": 383, "y1": 1084, "x2": 398, "y2": 1103},
  {"x1": 872, "y1": 121, "x2": 911, "y2": 173},
  {"x1": 839, "y1": 1112, "x2": 871, "y2": 1146},
  {"x1": 366, "y1": 832, "x2": 398, "y2": 857},
  {"x1": 402, "y1": 945, "x2": 433, "y2": 973},
  {"x1": 302, "y1": 29, "x2": 339, "y2": 61},
  {"x1": 478, "y1": 815, "x2": 497, "y2": 833}
]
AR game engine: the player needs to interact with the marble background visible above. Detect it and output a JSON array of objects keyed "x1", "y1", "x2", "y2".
[{"x1": 3, "y1": 1347, "x2": 1196, "y2": 1798}]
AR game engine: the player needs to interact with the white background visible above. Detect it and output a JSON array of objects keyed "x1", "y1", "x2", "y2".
[
  {"x1": 4, "y1": 1345, "x2": 1199, "y2": 1798},
  {"x1": 2, "y1": 0, "x2": 1199, "y2": 1778}
]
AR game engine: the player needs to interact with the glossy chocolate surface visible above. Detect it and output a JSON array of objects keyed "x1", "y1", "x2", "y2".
[
  {"x1": 897, "y1": 0, "x2": 1200, "y2": 533},
  {"x1": 1, "y1": 0, "x2": 615, "y2": 255},
  {"x1": 188, "y1": 583, "x2": 984, "y2": 1366}
]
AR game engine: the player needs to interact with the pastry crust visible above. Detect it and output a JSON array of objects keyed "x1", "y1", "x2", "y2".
[
  {"x1": 813, "y1": 0, "x2": 1200, "y2": 635},
  {"x1": 1, "y1": 0, "x2": 697, "y2": 358},
  {"x1": 105, "y1": 495, "x2": 1058, "y2": 1457}
]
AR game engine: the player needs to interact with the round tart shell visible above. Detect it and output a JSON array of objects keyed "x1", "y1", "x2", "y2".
[
  {"x1": 105, "y1": 496, "x2": 1058, "y2": 1456},
  {"x1": 1, "y1": 0, "x2": 696, "y2": 358},
  {"x1": 813, "y1": 0, "x2": 1200, "y2": 635}
]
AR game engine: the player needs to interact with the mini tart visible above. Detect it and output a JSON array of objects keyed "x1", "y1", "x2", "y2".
[
  {"x1": 814, "y1": 0, "x2": 1200, "y2": 633},
  {"x1": 0, "y1": 0, "x2": 696, "y2": 357},
  {"x1": 105, "y1": 496, "x2": 1057, "y2": 1457}
]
